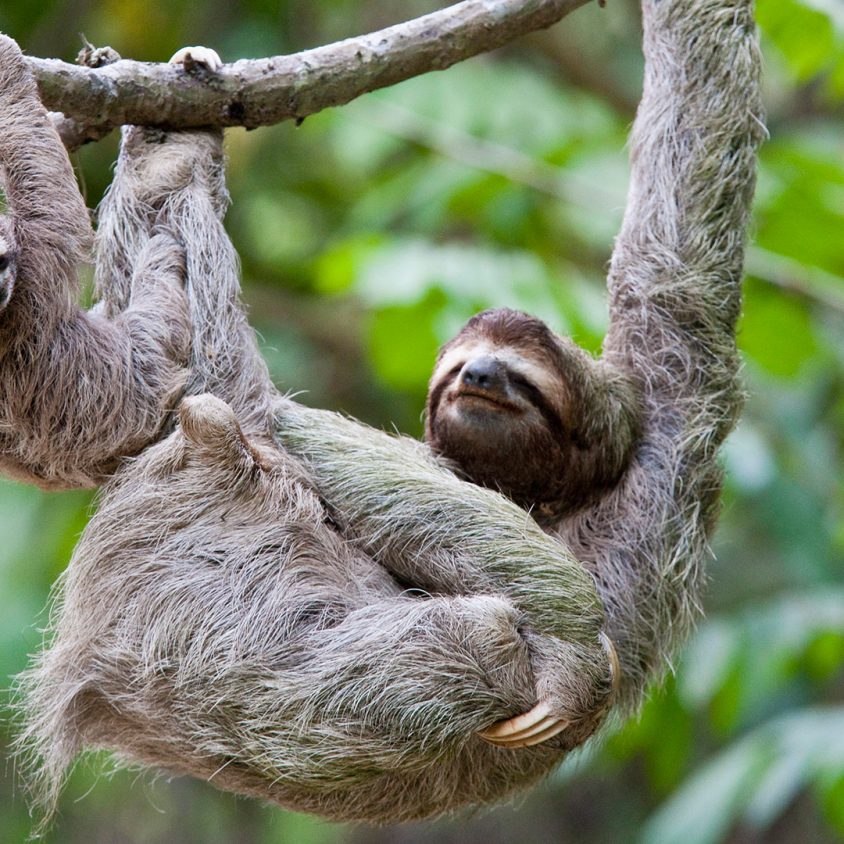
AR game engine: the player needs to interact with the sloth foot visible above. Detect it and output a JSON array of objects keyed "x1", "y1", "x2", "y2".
[
  {"x1": 478, "y1": 631, "x2": 620, "y2": 749},
  {"x1": 478, "y1": 700, "x2": 569, "y2": 748}
]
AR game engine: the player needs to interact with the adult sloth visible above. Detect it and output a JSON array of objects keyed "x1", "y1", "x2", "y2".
[{"x1": 21, "y1": 0, "x2": 764, "y2": 826}]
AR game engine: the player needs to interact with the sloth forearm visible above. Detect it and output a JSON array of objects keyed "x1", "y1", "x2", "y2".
[
  {"x1": 272, "y1": 398, "x2": 605, "y2": 647},
  {"x1": 605, "y1": 0, "x2": 763, "y2": 382}
]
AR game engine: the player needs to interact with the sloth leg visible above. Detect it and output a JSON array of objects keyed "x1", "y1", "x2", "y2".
[
  {"x1": 92, "y1": 47, "x2": 223, "y2": 316},
  {"x1": 102, "y1": 232, "x2": 191, "y2": 388},
  {"x1": 95, "y1": 123, "x2": 274, "y2": 432},
  {"x1": 93, "y1": 46, "x2": 276, "y2": 429}
]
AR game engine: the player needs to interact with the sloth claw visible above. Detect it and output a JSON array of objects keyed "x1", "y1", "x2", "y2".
[
  {"x1": 479, "y1": 632, "x2": 620, "y2": 749},
  {"x1": 478, "y1": 701, "x2": 570, "y2": 748},
  {"x1": 600, "y1": 631, "x2": 621, "y2": 696},
  {"x1": 170, "y1": 46, "x2": 223, "y2": 73}
]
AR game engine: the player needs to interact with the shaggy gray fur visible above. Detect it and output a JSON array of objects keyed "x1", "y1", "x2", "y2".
[
  {"x1": 93, "y1": 126, "x2": 275, "y2": 435},
  {"x1": 278, "y1": 0, "x2": 765, "y2": 717},
  {"x1": 0, "y1": 36, "x2": 190, "y2": 489},
  {"x1": 19, "y1": 0, "x2": 764, "y2": 826},
  {"x1": 20, "y1": 126, "x2": 613, "y2": 825},
  {"x1": 561, "y1": 0, "x2": 765, "y2": 710}
]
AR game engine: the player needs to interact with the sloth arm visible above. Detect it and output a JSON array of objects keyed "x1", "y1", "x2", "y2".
[
  {"x1": 272, "y1": 399, "x2": 617, "y2": 741},
  {"x1": 272, "y1": 399, "x2": 603, "y2": 646},
  {"x1": 557, "y1": 0, "x2": 764, "y2": 710},
  {"x1": 0, "y1": 35, "x2": 189, "y2": 489}
]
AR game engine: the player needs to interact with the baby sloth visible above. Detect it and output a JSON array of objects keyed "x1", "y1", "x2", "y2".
[{"x1": 426, "y1": 309, "x2": 640, "y2": 525}]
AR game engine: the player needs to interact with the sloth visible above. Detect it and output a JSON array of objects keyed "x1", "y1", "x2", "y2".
[
  {"x1": 23, "y1": 129, "x2": 614, "y2": 821},
  {"x1": 20, "y1": 0, "x2": 765, "y2": 825},
  {"x1": 20, "y1": 49, "x2": 617, "y2": 827},
  {"x1": 0, "y1": 35, "x2": 190, "y2": 489},
  {"x1": 425, "y1": 307, "x2": 640, "y2": 526}
]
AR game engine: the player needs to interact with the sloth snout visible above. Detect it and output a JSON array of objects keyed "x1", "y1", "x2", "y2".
[{"x1": 460, "y1": 356, "x2": 507, "y2": 393}]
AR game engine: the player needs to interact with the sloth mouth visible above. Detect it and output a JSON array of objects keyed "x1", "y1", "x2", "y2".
[{"x1": 453, "y1": 387, "x2": 520, "y2": 412}]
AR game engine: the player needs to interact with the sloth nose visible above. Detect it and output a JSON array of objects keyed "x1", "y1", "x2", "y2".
[{"x1": 461, "y1": 356, "x2": 507, "y2": 392}]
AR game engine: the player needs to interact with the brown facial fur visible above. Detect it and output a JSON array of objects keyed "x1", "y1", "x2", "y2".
[{"x1": 426, "y1": 308, "x2": 640, "y2": 524}]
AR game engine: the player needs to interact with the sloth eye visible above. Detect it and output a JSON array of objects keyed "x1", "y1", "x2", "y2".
[
  {"x1": 510, "y1": 373, "x2": 535, "y2": 390},
  {"x1": 510, "y1": 373, "x2": 545, "y2": 406},
  {"x1": 447, "y1": 363, "x2": 463, "y2": 378},
  {"x1": 0, "y1": 254, "x2": 8, "y2": 271}
]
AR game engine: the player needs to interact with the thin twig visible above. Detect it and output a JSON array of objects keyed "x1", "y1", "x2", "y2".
[
  {"x1": 350, "y1": 98, "x2": 622, "y2": 208},
  {"x1": 745, "y1": 248, "x2": 844, "y2": 316}
]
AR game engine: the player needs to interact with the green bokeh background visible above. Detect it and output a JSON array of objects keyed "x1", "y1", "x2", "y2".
[{"x1": 0, "y1": 1, "x2": 842, "y2": 842}]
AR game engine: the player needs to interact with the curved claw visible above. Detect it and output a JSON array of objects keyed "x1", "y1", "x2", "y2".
[
  {"x1": 478, "y1": 633, "x2": 621, "y2": 750},
  {"x1": 478, "y1": 700, "x2": 570, "y2": 749},
  {"x1": 170, "y1": 46, "x2": 223, "y2": 72},
  {"x1": 600, "y1": 631, "x2": 621, "y2": 697}
]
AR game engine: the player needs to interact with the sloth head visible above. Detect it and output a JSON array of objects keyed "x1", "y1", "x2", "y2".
[
  {"x1": 0, "y1": 219, "x2": 16, "y2": 313},
  {"x1": 425, "y1": 308, "x2": 639, "y2": 522}
]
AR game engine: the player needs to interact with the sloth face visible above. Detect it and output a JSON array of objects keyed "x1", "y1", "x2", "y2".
[{"x1": 425, "y1": 309, "x2": 579, "y2": 511}]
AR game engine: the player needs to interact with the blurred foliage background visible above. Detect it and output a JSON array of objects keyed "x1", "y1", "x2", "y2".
[{"x1": 0, "y1": 0, "x2": 842, "y2": 842}]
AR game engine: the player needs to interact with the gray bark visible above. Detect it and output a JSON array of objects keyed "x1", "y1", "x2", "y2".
[{"x1": 29, "y1": 0, "x2": 592, "y2": 149}]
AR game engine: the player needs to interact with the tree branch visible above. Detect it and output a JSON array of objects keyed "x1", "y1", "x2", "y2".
[{"x1": 30, "y1": 0, "x2": 593, "y2": 149}]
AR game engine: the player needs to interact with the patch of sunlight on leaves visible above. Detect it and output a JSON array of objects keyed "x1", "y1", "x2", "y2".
[
  {"x1": 639, "y1": 737, "x2": 770, "y2": 844},
  {"x1": 330, "y1": 109, "x2": 409, "y2": 175},
  {"x1": 349, "y1": 238, "x2": 571, "y2": 332},
  {"x1": 801, "y1": 0, "x2": 844, "y2": 34},
  {"x1": 803, "y1": 630, "x2": 844, "y2": 680},
  {"x1": 558, "y1": 151, "x2": 629, "y2": 245},
  {"x1": 818, "y1": 771, "x2": 844, "y2": 835},
  {"x1": 756, "y1": 135, "x2": 844, "y2": 273},
  {"x1": 643, "y1": 708, "x2": 844, "y2": 844},
  {"x1": 355, "y1": 59, "x2": 621, "y2": 159},
  {"x1": 315, "y1": 234, "x2": 385, "y2": 295},
  {"x1": 608, "y1": 677, "x2": 694, "y2": 794},
  {"x1": 328, "y1": 58, "x2": 627, "y2": 236},
  {"x1": 0, "y1": 483, "x2": 93, "y2": 687},
  {"x1": 738, "y1": 288, "x2": 820, "y2": 379},
  {"x1": 678, "y1": 591, "x2": 844, "y2": 727},
  {"x1": 721, "y1": 422, "x2": 777, "y2": 492},
  {"x1": 348, "y1": 158, "x2": 479, "y2": 233},
  {"x1": 240, "y1": 192, "x2": 324, "y2": 265},
  {"x1": 757, "y1": 0, "x2": 844, "y2": 95},
  {"x1": 368, "y1": 289, "x2": 447, "y2": 391},
  {"x1": 678, "y1": 621, "x2": 742, "y2": 711}
]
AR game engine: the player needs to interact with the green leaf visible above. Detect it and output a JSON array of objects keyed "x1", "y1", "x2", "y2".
[
  {"x1": 639, "y1": 738, "x2": 769, "y2": 844},
  {"x1": 739, "y1": 285, "x2": 819, "y2": 379},
  {"x1": 643, "y1": 708, "x2": 844, "y2": 844},
  {"x1": 367, "y1": 289, "x2": 447, "y2": 392},
  {"x1": 818, "y1": 772, "x2": 844, "y2": 835},
  {"x1": 757, "y1": 0, "x2": 842, "y2": 87}
]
